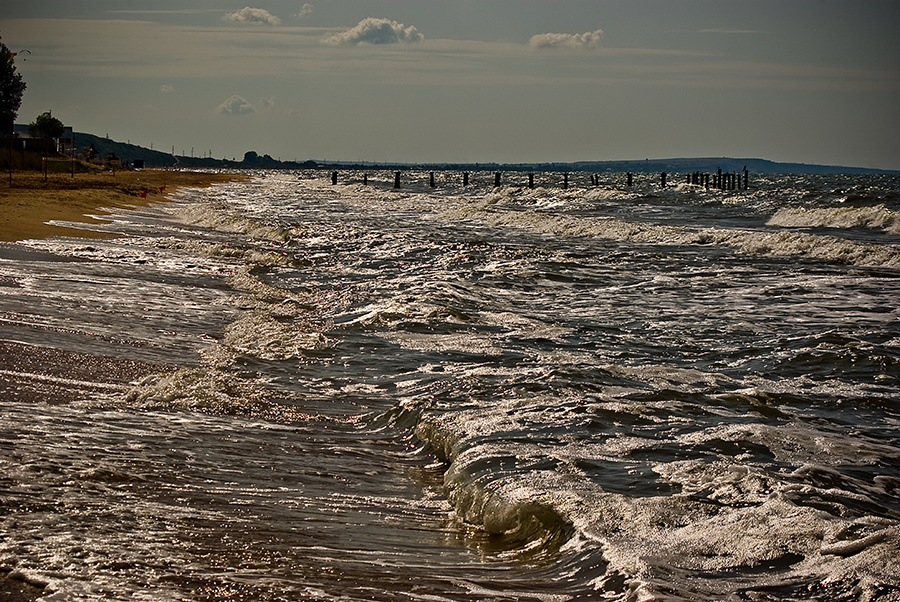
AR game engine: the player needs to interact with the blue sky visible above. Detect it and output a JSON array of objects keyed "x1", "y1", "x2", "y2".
[{"x1": 4, "y1": 1, "x2": 899, "y2": 169}]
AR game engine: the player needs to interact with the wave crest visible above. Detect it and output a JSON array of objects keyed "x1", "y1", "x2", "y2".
[{"x1": 767, "y1": 204, "x2": 900, "y2": 234}]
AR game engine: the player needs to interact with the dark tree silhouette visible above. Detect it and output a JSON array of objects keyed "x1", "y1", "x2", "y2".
[
  {"x1": 29, "y1": 111, "x2": 65, "y2": 153},
  {"x1": 0, "y1": 34, "x2": 26, "y2": 133}
]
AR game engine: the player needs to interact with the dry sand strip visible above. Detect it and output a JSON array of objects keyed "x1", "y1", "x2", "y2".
[{"x1": 0, "y1": 170, "x2": 246, "y2": 242}]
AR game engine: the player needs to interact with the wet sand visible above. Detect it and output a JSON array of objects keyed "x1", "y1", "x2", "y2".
[
  {"x1": 0, "y1": 170, "x2": 239, "y2": 598},
  {"x1": 0, "y1": 570, "x2": 46, "y2": 602},
  {"x1": 0, "y1": 341, "x2": 174, "y2": 405},
  {"x1": 0, "y1": 170, "x2": 237, "y2": 402},
  {"x1": 0, "y1": 170, "x2": 245, "y2": 242}
]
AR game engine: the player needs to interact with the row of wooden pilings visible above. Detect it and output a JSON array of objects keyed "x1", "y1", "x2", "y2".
[
  {"x1": 330, "y1": 168, "x2": 750, "y2": 190},
  {"x1": 681, "y1": 167, "x2": 750, "y2": 191}
]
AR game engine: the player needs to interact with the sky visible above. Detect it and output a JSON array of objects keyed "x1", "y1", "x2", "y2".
[{"x1": 3, "y1": 0, "x2": 900, "y2": 169}]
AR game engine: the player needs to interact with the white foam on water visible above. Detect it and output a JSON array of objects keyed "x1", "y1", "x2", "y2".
[
  {"x1": 767, "y1": 204, "x2": 900, "y2": 234},
  {"x1": 296, "y1": 174, "x2": 899, "y2": 270},
  {"x1": 438, "y1": 202, "x2": 900, "y2": 269},
  {"x1": 414, "y1": 374, "x2": 900, "y2": 600}
]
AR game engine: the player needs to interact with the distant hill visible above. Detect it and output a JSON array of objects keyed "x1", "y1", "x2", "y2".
[
  {"x1": 73, "y1": 132, "x2": 316, "y2": 170},
  {"x1": 319, "y1": 157, "x2": 899, "y2": 175},
  {"x1": 570, "y1": 157, "x2": 898, "y2": 175},
  {"x1": 75, "y1": 132, "x2": 181, "y2": 167},
  {"x1": 71, "y1": 133, "x2": 896, "y2": 174}
]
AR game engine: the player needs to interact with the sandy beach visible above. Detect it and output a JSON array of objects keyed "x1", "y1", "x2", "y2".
[
  {"x1": 0, "y1": 169, "x2": 246, "y2": 600},
  {"x1": 0, "y1": 170, "x2": 245, "y2": 243}
]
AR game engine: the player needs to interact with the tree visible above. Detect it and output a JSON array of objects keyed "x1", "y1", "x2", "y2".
[
  {"x1": 0, "y1": 34, "x2": 27, "y2": 134},
  {"x1": 29, "y1": 111, "x2": 65, "y2": 143}
]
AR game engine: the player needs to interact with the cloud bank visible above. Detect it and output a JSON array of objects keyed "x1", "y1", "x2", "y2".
[
  {"x1": 324, "y1": 17, "x2": 424, "y2": 46},
  {"x1": 224, "y1": 7, "x2": 282, "y2": 26},
  {"x1": 217, "y1": 95, "x2": 255, "y2": 115},
  {"x1": 529, "y1": 28, "x2": 603, "y2": 50}
]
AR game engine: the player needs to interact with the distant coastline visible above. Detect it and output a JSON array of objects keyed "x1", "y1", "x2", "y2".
[{"x1": 73, "y1": 132, "x2": 898, "y2": 175}]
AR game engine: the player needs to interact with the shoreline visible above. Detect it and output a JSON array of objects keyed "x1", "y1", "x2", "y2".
[
  {"x1": 0, "y1": 169, "x2": 246, "y2": 243},
  {"x1": 0, "y1": 169, "x2": 248, "y2": 600}
]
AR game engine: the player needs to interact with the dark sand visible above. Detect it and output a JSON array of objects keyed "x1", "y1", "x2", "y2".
[
  {"x1": 1, "y1": 569, "x2": 46, "y2": 602},
  {"x1": 0, "y1": 341, "x2": 174, "y2": 404}
]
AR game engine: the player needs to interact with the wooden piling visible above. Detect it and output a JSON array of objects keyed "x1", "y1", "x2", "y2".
[
  {"x1": 529, "y1": 173, "x2": 535, "y2": 189},
  {"x1": 494, "y1": 172, "x2": 501, "y2": 187},
  {"x1": 331, "y1": 171, "x2": 338, "y2": 185},
  {"x1": 463, "y1": 172, "x2": 469, "y2": 186},
  {"x1": 627, "y1": 172, "x2": 633, "y2": 187},
  {"x1": 563, "y1": 172, "x2": 569, "y2": 189},
  {"x1": 661, "y1": 172, "x2": 667, "y2": 187},
  {"x1": 430, "y1": 171, "x2": 435, "y2": 188},
  {"x1": 394, "y1": 171, "x2": 401, "y2": 189}
]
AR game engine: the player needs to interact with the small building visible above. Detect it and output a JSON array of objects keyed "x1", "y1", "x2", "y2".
[{"x1": 12, "y1": 124, "x2": 75, "y2": 155}]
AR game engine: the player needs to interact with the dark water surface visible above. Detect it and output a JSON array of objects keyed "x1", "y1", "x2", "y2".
[{"x1": 1, "y1": 171, "x2": 898, "y2": 600}]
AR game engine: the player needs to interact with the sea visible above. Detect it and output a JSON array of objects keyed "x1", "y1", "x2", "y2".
[{"x1": 1, "y1": 169, "x2": 899, "y2": 601}]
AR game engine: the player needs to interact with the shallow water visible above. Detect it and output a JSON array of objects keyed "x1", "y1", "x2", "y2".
[{"x1": 1, "y1": 170, "x2": 899, "y2": 600}]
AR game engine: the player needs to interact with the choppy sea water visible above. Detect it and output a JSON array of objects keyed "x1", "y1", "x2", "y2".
[{"x1": 1, "y1": 170, "x2": 899, "y2": 601}]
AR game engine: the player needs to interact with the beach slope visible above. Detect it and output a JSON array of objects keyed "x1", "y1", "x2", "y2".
[{"x1": 0, "y1": 170, "x2": 244, "y2": 242}]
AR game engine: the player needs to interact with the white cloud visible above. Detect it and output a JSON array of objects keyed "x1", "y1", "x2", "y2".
[
  {"x1": 217, "y1": 95, "x2": 255, "y2": 115},
  {"x1": 323, "y1": 17, "x2": 424, "y2": 46},
  {"x1": 224, "y1": 7, "x2": 281, "y2": 26},
  {"x1": 293, "y1": 3, "x2": 314, "y2": 20},
  {"x1": 529, "y1": 29, "x2": 603, "y2": 50}
]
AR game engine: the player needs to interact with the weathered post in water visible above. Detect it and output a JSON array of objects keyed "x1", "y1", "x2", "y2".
[
  {"x1": 529, "y1": 173, "x2": 535, "y2": 189},
  {"x1": 627, "y1": 172, "x2": 633, "y2": 187},
  {"x1": 430, "y1": 171, "x2": 435, "y2": 188},
  {"x1": 661, "y1": 172, "x2": 667, "y2": 187},
  {"x1": 563, "y1": 172, "x2": 569, "y2": 189},
  {"x1": 494, "y1": 172, "x2": 501, "y2": 187},
  {"x1": 363, "y1": 173, "x2": 368, "y2": 185},
  {"x1": 394, "y1": 171, "x2": 401, "y2": 189},
  {"x1": 463, "y1": 172, "x2": 469, "y2": 186},
  {"x1": 331, "y1": 171, "x2": 338, "y2": 185}
]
